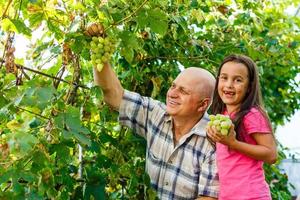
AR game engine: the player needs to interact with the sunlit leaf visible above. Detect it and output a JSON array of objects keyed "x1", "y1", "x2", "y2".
[{"x1": 10, "y1": 19, "x2": 32, "y2": 36}]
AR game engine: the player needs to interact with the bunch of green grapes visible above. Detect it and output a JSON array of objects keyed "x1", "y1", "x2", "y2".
[
  {"x1": 90, "y1": 36, "x2": 117, "y2": 72},
  {"x1": 207, "y1": 114, "x2": 232, "y2": 135}
]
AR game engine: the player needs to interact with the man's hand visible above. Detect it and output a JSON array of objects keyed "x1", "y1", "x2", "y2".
[{"x1": 85, "y1": 23, "x2": 104, "y2": 37}]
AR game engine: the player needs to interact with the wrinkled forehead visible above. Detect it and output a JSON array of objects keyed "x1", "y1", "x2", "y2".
[{"x1": 174, "y1": 71, "x2": 203, "y2": 93}]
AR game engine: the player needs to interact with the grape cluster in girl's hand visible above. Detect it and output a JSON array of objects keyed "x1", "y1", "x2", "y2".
[
  {"x1": 90, "y1": 36, "x2": 117, "y2": 72},
  {"x1": 207, "y1": 114, "x2": 232, "y2": 136}
]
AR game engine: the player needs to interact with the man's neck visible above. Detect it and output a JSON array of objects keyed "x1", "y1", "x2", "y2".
[{"x1": 172, "y1": 114, "x2": 204, "y2": 145}]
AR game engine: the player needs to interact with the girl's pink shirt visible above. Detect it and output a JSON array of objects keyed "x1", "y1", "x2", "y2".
[{"x1": 217, "y1": 107, "x2": 272, "y2": 200}]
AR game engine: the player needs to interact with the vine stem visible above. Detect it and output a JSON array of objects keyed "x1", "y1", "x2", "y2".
[
  {"x1": 17, "y1": 64, "x2": 89, "y2": 89},
  {"x1": 16, "y1": 106, "x2": 50, "y2": 120},
  {"x1": 0, "y1": 58, "x2": 90, "y2": 90},
  {"x1": 1, "y1": 0, "x2": 13, "y2": 19},
  {"x1": 104, "y1": 0, "x2": 149, "y2": 31}
]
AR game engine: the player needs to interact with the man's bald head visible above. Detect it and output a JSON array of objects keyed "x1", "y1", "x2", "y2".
[{"x1": 179, "y1": 67, "x2": 216, "y2": 102}]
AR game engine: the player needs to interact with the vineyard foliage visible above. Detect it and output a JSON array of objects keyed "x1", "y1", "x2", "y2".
[{"x1": 0, "y1": 0, "x2": 299, "y2": 199}]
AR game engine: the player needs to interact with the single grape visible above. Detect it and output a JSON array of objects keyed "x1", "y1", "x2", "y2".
[
  {"x1": 213, "y1": 120, "x2": 221, "y2": 126},
  {"x1": 220, "y1": 129, "x2": 228, "y2": 135},
  {"x1": 92, "y1": 37, "x2": 98, "y2": 42},
  {"x1": 209, "y1": 115, "x2": 215, "y2": 121},
  {"x1": 96, "y1": 63, "x2": 103, "y2": 72},
  {"x1": 220, "y1": 121, "x2": 231, "y2": 129}
]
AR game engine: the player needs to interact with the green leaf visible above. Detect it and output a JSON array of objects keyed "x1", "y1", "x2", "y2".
[
  {"x1": 50, "y1": 45, "x2": 60, "y2": 54},
  {"x1": 121, "y1": 47, "x2": 134, "y2": 63},
  {"x1": 29, "y1": 13, "x2": 44, "y2": 27},
  {"x1": 35, "y1": 86, "x2": 55, "y2": 103},
  {"x1": 0, "y1": 94, "x2": 8, "y2": 109},
  {"x1": 84, "y1": 182, "x2": 105, "y2": 200},
  {"x1": 149, "y1": 18, "x2": 168, "y2": 36},
  {"x1": 69, "y1": 35, "x2": 87, "y2": 54},
  {"x1": 136, "y1": 9, "x2": 148, "y2": 28},
  {"x1": 119, "y1": 31, "x2": 139, "y2": 50},
  {"x1": 60, "y1": 106, "x2": 91, "y2": 145},
  {"x1": 47, "y1": 20, "x2": 63, "y2": 40},
  {"x1": 190, "y1": 0, "x2": 198, "y2": 8},
  {"x1": 1, "y1": 18, "x2": 17, "y2": 32},
  {"x1": 72, "y1": 131, "x2": 91, "y2": 146},
  {"x1": 10, "y1": 131, "x2": 39, "y2": 155},
  {"x1": 54, "y1": 113, "x2": 64, "y2": 129},
  {"x1": 29, "y1": 118, "x2": 41, "y2": 128},
  {"x1": 65, "y1": 106, "x2": 83, "y2": 132},
  {"x1": 10, "y1": 19, "x2": 32, "y2": 36},
  {"x1": 0, "y1": 169, "x2": 14, "y2": 183},
  {"x1": 111, "y1": 12, "x2": 124, "y2": 23},
  {"x1": 81, "y1": 47, "x2": 90, "y2": 60},
  {"x1": 136, "y1": 8, "x2": 169, "y2": 36},
  {"x1": 20, "y1": 86, "x2": 55, "y2": 109},
  {"x1": 62, "y1": 130, "x2": 73, "y2": 140},
  {"x1": 148, "y1": 8, "x2": 168, "y2": 36},
  {"x1": 50, "y1": 143, "x2": 72, "y2": 164},
  {"x1": 99, "y1": 132, "x2": 117, "y2": 145}
]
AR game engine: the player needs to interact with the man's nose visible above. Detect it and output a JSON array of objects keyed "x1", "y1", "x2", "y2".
[{"x1": 168, "y1": 87, "x2": 179, "y2": 97}]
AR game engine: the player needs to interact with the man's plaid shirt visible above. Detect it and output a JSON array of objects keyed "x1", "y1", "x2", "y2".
[{"x1": 119, "y1": 90, "x2": 219, "y2": 199}]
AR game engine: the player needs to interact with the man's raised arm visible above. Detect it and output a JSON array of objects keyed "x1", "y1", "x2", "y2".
[{"x1": 93, "y1": 62, "x2": 124, "y2": 110}]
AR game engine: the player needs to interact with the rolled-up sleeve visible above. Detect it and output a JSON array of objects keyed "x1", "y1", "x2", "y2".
[{"x1": 119, "y1": 90, "x2": 158, "y2": 138}]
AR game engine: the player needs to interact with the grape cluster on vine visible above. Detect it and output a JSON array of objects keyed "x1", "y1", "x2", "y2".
[
  {"x1": 207, "y1": 114, "x2": 232, "y2": 135},
  {"x1": 90, "y1": 36, "x2": 117, "y2": 72}
]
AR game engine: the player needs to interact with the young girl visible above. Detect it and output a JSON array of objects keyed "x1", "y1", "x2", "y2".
[{"x1": 207, "y1": 54, "x2": 277, "y2": 200}]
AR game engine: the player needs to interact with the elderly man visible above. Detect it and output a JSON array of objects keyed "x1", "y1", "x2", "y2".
[{"x1": 94, "y1": 62, "x2": 219, "y2": 199}]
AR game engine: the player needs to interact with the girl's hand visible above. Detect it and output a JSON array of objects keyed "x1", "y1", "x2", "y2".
[
  {"x1": 206, "y1": 125, "x2": 220, "y2": 143},
  {"x1": 207, "y1": 124, "x2": 237, "y2": 147}
]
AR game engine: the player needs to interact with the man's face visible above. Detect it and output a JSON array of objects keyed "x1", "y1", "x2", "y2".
[{"x1": 166, "y1": 72, "x2": 202, "y2": 119}]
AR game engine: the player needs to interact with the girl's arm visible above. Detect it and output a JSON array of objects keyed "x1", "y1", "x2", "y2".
[
  {"x1": 207, "y1": 126, "x2": 277, "y2": 164},
  {"x1": 229, "y1": 131, "x2": 277, "y2": 164}
]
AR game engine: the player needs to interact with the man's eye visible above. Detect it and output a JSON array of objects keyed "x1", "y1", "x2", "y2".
[{"x1": 180, "y1": 89, "x2": 188, "y2": 95}]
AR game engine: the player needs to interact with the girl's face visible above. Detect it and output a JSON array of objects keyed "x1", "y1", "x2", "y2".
[{"x1": 218, "y1": 61, "x2": 250, "y2": 113}]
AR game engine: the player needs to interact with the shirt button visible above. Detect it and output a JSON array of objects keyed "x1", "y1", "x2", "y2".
[{"x1": 165, "y1": 182, "x2": 169, "y2": 186}]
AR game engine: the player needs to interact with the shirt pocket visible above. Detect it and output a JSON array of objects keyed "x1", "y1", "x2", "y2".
[{"x1": 146, "y1": 150, "x2": 164, "y2": 184}]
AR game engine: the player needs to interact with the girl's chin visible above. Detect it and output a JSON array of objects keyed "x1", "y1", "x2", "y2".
[{"x1": 221, "y1": 97, "x2": 234, "y2": 103}]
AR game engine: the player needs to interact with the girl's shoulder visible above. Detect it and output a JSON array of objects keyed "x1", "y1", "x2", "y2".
[
  {"x1": 245, "y1": 107, "x2": 265, "y2": 118},
  {"x1": 242, "y1": 106, "x2": 272, "y2": 133}
]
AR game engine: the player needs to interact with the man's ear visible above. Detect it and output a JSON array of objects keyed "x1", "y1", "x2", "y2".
[{"x1": 197, "y1": 98, "x2": 210, "y2": 112}]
